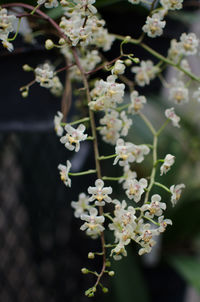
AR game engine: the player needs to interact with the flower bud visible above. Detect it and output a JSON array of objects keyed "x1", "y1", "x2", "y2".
[
  {"x1": 59, "y1": 38, "x2": 66, "y2": 45},
  {"x1": 105, "y1": 261, "x2": 111, "y2": 267},
  {"x1": 81, "y1": 268, "x2": 89, "y2": 274},
  {"x1": 88, "y1": 252, "x2": 95, "y2": 259},
  {"x1": 102, "y1": 287, "x2": 109, "y2": 293},
  {"x1": 45, "y1": 39, "x2": 54, "y2": 50},
  {"x1": 108, "y1": 270, "x2": 115, "y2": 277},
  {"x1": 21, "y1": 90, "x2": 28, "y2": 98},
  {"x1": 23, "y1": 64, "x2": 32, "y2": 72},
  {"x1": 125, "y1": 59, "x2": 132, "y2": 66}
]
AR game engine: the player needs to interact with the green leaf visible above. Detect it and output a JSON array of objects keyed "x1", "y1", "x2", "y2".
[{"x1": 169, "y1": 255, "x2": 200, "y2": 293}]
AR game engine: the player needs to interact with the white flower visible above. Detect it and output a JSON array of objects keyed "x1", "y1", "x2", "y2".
[
  {"x1": 58, "y1": 160, "x2": 72, "y2": 187},
  {"x1": 0, "y1": 8, "x2": 16, "y2": 51},
  {"x1": 119, "y1": 165, "x2": 137, "y2": 189},
  {"x1": 60, "y1": 124, "x2": 87, "y2": 152},
  {"x1": 111, "y1": 243, "x2": 128, "y2": 261},
  {"x1": 128, "y1": 90, "x2": 146, "y2": 114},
  {"x1": 124, "y1": 178, "x2": 148, "y2": 202},
  {"x1": 160, "y1": 154, "x2": 175, "y2": 176},
  {"x1": 35, "y1": 63, "x2": 54, "y2": 88},
  {"x1": 135, "y1": 221, "x2": 157, "y2": 255},
  {"x1": 179, "y1": 33, "x2": 199, "y2": 56},
  {"x1": 165, "y1": 107, "x2": 180, "y2": 128},
  {"x1": 142, "y1": 194, "x2": 166, "y2": 218},
  {"x1": 169, "y1": 79, "x2": 189, "y2": 104},
  {"x1": 113, "y1": 139, "x2": 136, "y2": 166},
  {"x1": 71, "y1": 193, "x2": 91, "y2": 218},
  {"x1": 131, "y1": 144, "x2": 150, "y2": 163},
  {"x1": 50, "y1": 76, "x2": 63, "y2": 97},
  {"x1": 54, "y1": 111, "x2": 64, "y2": 136},
  {"x1": 158, "y1": 216, "x2": 172, "y2": 232},
  {"x1": 88, "y1": 179, "x2": 112, "y2": 206},
  {"x1": 120, "y1": 111, "x2": 132, "y2": 137},
  {"x1": 142, "y1": 13, "x2": 166, "y2": 38},
  {"x1": 80, "y1": 207, "x2": 105, "y2": 239},
  {"x1": 112, "y1": 60, "x2": 126, "y2": 75},
  {"x1": 90, "y1": 75, "x2": 125, "y2": 110},
  {"x1": 170, "y1": 184, "x2": 185, "y2": 207},
  {"x1": 131, "y1": 60, "x2": 159, "y2": 87},
  {"x1": 99, "y1": 110, "x2": 122, "y2": 145},
  {"x1": 160, "y1": 0, "x2": 183, "y2": 10},
  {"x1": 168, "y1": 39, "x2": 182, "y2": 63}
]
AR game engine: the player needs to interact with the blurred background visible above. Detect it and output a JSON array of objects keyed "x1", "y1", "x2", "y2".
[{"x1": 0, "y1": 0, "x2": 200, "y2": 301}]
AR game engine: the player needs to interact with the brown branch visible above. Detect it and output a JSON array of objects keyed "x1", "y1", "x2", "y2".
[
  {"x1": 71, "y1": 46, "x2": 106, "y2": 289},
  {"x1": 61, "y1": 59, "x2": 72, "y2": 122}
]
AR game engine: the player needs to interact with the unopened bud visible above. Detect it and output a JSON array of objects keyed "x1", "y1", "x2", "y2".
[
  {"x1": 102, "y1": 287, "x2": 109, "y2": 293},
  {"x1": 21, "y1": 90, "x2": 28, "y2": 98},
  {"x1": 88, "y1": 252, "x2": 95, "y2": 259},
  {"x1": 124, "y1": 36, "x2": 131, "y2": 42},
  {"x1": 45, "y1": 39, "x2": 54, "y2": 50},
  {"x1": 108, "y1": 270, "x2": 115, "y2": 277},
  {"x1": 81, "y1": 268, "x2": 89, "y2": 274},
  {"x1": 125, "y1": 59, "x2": 132, "y2": 66},
  {"x1": 105, "y1": 261, "x2": 111, "y2": 267},
  {"x1": 23, "y1": 64, "x2": 32, "y2": 72},
  {"x1": 133, "y1": 57, "x2": 140, "y2": 63},
  {"x1": 59, "y1": 38, "x2": 66, "y2": 45}
]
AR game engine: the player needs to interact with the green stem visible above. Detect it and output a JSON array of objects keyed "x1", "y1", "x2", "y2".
[
  {"x1": 142, "y1": 216, "x2": 160, "y2": 226},
  {"x1": 154, "y1": 182, "x2": 171, "y2": 193},
  {"x1": 144, "y1": 135, "x2": 158, "y2": 204},
  {"x1": 86, "y1": 136, "x2": 94, "y2": 141},
  {"x1": 113, "y1": 34, "x2": 200, "y2": 83},
  {"x1": 156, "y1": 119, "x2": 170, "y2": 137},
  {"x1": 61, "y1": 117, "x2": 90, "y2": 126},
  {"x1": 116, "y1": 103, "x2": 129, "y2": 112},
  {"x1": 8, "y1": 18, "x2": 21, "y2": 41},
  {"x1": 30, "y1": 3, "x2": 41, "y2": 15},
  {"x1": 102, "y1": 176, "x2": 124, "y2": 181},
  {"x1": 98, "y1": 154, "x2": 117, "y2": 160},
  {"x1": 69, "y1": 169, "x2": 96, "y2": 176},
  {"x1": 139, "y1": 112, "x2": 156, "y2": 136},
  {"x1": 104, "y1": 213, "x2": 114, "y2": 222}
]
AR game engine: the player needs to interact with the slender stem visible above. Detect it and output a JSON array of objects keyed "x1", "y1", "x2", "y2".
[
  {"x1": 142, "y1": 216, "x2": 160, "y2": 226},
  {"x1": 30, "y1": 3, "x2": 41, "y2": 15},
  {"x1": 61, "y1": 117, "x2": 90, "y2": 126},
  {"x1": 139, "y1": 112, "x2": 156, "y2": 136},
  {"x1": 144, "y1": 135, "x2": 158, "y2": 204},
  {"x1": 116, "y1": 103, "x2": 129, "y2": 112},
  {"x1": 69, "y1": 169, "x2": 96, "y2": 176},
  {"x1": 2, "y1": 3, "x2": 70, "y2": 41},
  {"x1": 8, "y1": 18, "x2": 21, "y2": 41},
  {"x1": 154, "y1": 182, "x2": 171, "y2": 193},
  {"x1": 86, "y1": 136, "x2": 94, "y2": 141},
  {"x1": 71, "y1": 47, "x2": 106, "y2": 289},
  {"x1": 98, "y1": 154, "x2": 117, "y2": 161},
  {"x1": 102, "y1": 176, "x2": 124, "y2": 181},
  {"x1": 55, "y1": 63, "x2": 75, "y2": 75},
  {"x1": 61, "y1": 59, "x2": 72, "y2": 122},
  {"x1": 113, "y1": 34, "x2": 200, "y2": 83},
  {"x1": 20, "y1": 79, "x2": 36, "y2": 91},
  {"x1": 156, "y1": 119, "x2": 170, "y2": 136}
]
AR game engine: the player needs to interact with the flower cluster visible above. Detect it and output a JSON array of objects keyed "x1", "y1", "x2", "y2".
[
  {"x1": 0, "y1": 8, "x2": 16, "y2": 51},
  {"x1": 6, "y1": 0, "x2": 194, "y2": 295}
]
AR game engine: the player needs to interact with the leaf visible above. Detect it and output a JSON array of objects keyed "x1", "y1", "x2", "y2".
[{"x1": 169, "y1": 255, "x2": 200, "y2": 293}]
